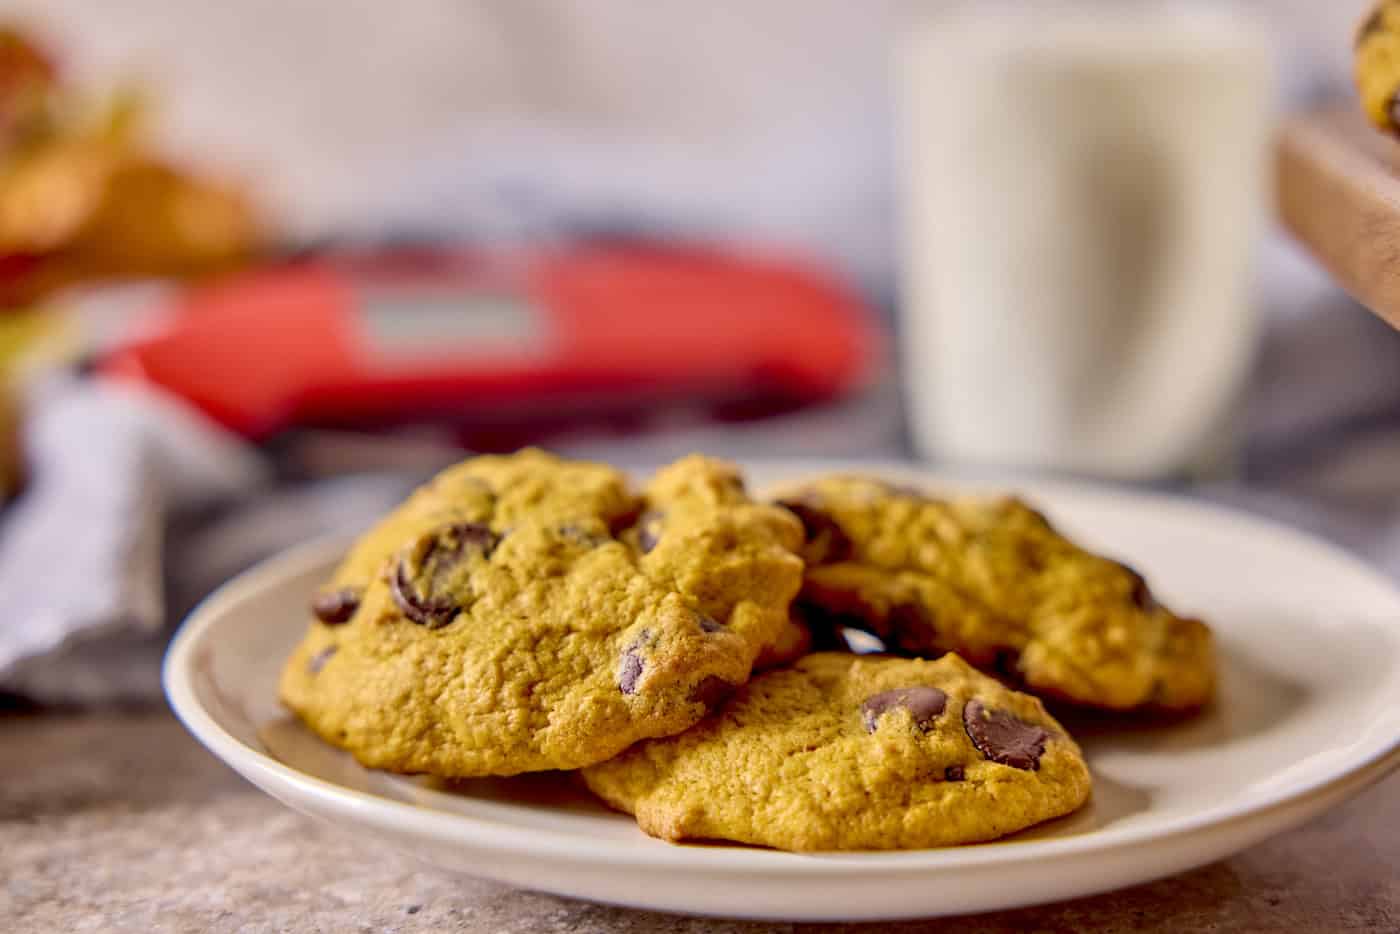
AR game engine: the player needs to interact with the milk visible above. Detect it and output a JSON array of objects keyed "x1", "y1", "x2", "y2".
[{"x1": 897, "y1": 4, "x2": 1274, "y2": 479}]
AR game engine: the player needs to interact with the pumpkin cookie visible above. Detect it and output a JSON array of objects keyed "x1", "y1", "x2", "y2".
[
  {"x1": 1356, "y1": 2, "x2": 1400, "y2": 135},
  {"x1": 280, "y1": 450, "x2": 804, "y2": 777},
  {"x1": 581, "y1": 652, "x2": 1091, "y2": 851},
  {"x1": 777, "y1": 476, "x2": 1213, "y2": 712}
]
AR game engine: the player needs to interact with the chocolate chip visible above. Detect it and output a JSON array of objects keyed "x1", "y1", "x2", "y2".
[
  {"x1": 456, "y1": 522, "x2": 499, "y2": 551},
  {"x1": 1131, "y1": 582, "x2": 1154, "y2": 612},
  {"x1": 311, "y1": 588, "x2": 361, "y2": 625},
  {"x1": 697, "y1": 613, "x2": 724, "y2": 633},
  {"x1": 1120, "y1": 562, "x2": 1153, "y2": 613},
  {"x1": 619, "y1": 651, "x2": 644, "y2": 695},
  {"x1": 637, "y1": 510, "x2": 665, "y2": 553},
  {"x1": 962, "y1": 699, "x2": 1050, "y2": 771},
  {"x1": 1388, "y1": 90, "x2": 1400, "y2": 131},
  {"x1": 861, "y1": 686, "x2": 949, "y2": 733},
  {"x1": 391, "y1": 523, "x2": 498, "y2": 628},
  {"x1": 688, "y1": 675, "x2": 737, "y2": 708},
  {"x1": 306, "y1": 645, "x2": 337, "y2": 674},
  {"x1": 776, "y1": 498, "x2": 852, "y2": 563},
  {"x1": 944, "y1": 765, "x2": 964, "y2": 782},
  {"x1": 391, "y1": 564, "x2": 457, "y2": 627}
]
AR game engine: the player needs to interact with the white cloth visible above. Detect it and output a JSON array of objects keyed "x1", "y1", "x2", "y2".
[{"x1": 0, "y1": 378, "x2": 265, "y2": 701}]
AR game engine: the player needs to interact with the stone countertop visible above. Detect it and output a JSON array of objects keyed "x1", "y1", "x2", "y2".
[{"x1": 3, "y1": 709, "x2": 1398, "y2": 934}]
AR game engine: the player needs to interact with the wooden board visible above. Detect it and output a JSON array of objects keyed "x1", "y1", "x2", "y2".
[{"x1": 1278, "y1": 107, "x2": 1400, "y2": 330}]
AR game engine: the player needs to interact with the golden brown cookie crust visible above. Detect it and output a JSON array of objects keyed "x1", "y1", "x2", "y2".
[
  {"x1": 279, "y1": 450, "x2": 804, "y2": 777},
  {"x1": 777, "y1": 476, "x2": 1214, "y2": 712},
  {"x1": 752, "y1": 616, "x2": 812, "y2": 670},
  {"x1": 581, "y1": 652, "x2": 1091, "y2": 851},
  {"x1": 1356, "y1": 2, "x2": 1400, "y2": 134}
]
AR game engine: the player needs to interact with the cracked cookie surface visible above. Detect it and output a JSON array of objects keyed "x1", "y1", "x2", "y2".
[
  {"x1": 777, "y1": 476, "x2": 1214, "y2": 712},
  {"x1": 581, "y1": 652, "x2": 1090, "y2": 851},
  {"x1": 279, "y1": 450, "x2": 804, "y2": 777}
]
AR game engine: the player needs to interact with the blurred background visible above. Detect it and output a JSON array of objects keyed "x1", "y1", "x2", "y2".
[{"x1": 1, "y1": 0, "x2": 1395, "y2": 704}]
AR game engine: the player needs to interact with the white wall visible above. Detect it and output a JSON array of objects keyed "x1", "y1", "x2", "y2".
[{"x1": 6, "y1": 0, "x2": 1372, "y2": 279}]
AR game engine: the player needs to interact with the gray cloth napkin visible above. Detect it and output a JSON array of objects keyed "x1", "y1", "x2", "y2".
[{"x1": 0, "y1": 377, "x2": 265, "y2": 702}]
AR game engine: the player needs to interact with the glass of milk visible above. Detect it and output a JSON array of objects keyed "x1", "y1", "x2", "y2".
[{"x1": 896, "y1": 3, "x2": 1274, "y2": 480}]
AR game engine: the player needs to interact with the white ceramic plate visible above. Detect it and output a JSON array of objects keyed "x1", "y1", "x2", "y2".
[{"x1": 165, "y1": 462, "x2": 1400, "y2": 921}]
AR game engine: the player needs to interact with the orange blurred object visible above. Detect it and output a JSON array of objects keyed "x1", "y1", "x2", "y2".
[
  {"x1": 0, "y1": 25, "x2": 58, "y2": 142},
  {"x1": 0, "y1": 25, "x2": 261, "y2": 306}
]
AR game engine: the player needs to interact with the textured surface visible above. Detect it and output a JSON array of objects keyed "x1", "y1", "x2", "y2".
[
  {"x1": 3, "y1": 708, "x2": 1399, "y2": 932},
  {"x1": 582, "y1": 653, "x2": 1090, "y2": 851},
  {"x1": 280, "y1": 451, "x2": 804, "y2": 777},
  {"x1": 780, "y1": 477, "x2": 1214, "y2": 712}
]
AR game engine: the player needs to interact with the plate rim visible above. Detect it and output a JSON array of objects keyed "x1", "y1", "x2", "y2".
[{"x1": 164, "y1": 460, "x2": 1400, "y2": 872}]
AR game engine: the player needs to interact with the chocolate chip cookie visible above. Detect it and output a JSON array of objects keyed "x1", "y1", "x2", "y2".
[
  {"x1": 280, "y1": 450, "x2": 805, "y2": 777},
  {"x1": 1356, "y1": 2, "x2": 1400, "y2": 135},
  {"x1": 778, "y1": 476, "x2": 1214, "y2": 712},
  {"x1": 581, "y1": 652, "x2": 1091, "y2": 851}
]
